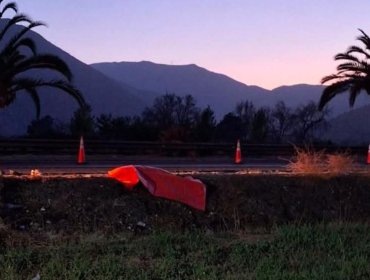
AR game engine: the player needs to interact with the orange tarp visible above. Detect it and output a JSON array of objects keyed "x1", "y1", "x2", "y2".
[{"x1": 108, "y1": 165, "x2": 206, "y2": 211}]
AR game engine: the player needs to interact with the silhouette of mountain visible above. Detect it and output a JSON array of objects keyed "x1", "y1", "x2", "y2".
[
  {"x1": 92, "y1": 61, "x2": 268, "y2": 118},
  {"x1": 91, "y1": 61, "x2": 370, "y2": 119},
  {"x1": 323, "y1": 104, "x2": 370, "y2": 145},
  {"x1": 0, "y1": 26, "x2": 149, "y2": 136},
  {"x1": 2, "y1": 25, "x2": 370, "y2": 140}
]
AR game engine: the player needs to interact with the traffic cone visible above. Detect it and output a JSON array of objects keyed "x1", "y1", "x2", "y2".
[
  {"x1": 77, "y1": 136, "x2": 85, "y2": 164},
  {"x1": 367, "y1": 144, "x2": 370, "y2": 164},
  {"x1": 235, "y1": 139, "x2": 242, "y2": 164}
]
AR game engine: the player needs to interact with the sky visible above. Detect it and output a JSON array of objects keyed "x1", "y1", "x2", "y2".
[{"x1": 13, "y1": 0, "x2": 370, "y2": 90}]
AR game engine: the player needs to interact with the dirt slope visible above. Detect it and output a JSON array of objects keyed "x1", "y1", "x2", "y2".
[{"x1": 1, "y1": 174, "x2": 370, "y2": 238}]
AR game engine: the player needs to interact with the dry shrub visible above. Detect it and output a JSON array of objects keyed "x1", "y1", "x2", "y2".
[
  {"x1": 288, "y1": 147, "x2": 356, "y2": 174},
  {"x1": 326, "y1": 152, "x2": 355, "y2": 174},
  {"x1": 287, "y1": 147, "x2": 326, "y2": 174}
]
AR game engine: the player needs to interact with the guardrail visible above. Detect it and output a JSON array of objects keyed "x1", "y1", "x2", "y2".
[{"x1": 0, "y1": 138, "x2": 367, "y2": 157}]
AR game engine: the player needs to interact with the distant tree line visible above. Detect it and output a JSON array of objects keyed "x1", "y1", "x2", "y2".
[{"x1": 26, "y1": 93, "x2": 330, "y2": 144}]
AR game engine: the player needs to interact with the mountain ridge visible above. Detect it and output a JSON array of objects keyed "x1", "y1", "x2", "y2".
[
  {"x1": 2, "y1": 25, "x2": 370, "y2": 143},
  {"x1": 91, "y1": 61, "x2": 370, "y2": 119},
  {"x1": 0, "y1": 26, "x2": 150, "y2": 136}
]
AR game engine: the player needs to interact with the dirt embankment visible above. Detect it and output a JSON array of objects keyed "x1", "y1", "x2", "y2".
[{"x1": 1, "y1": 174, "x2": 370, "y2": 238}]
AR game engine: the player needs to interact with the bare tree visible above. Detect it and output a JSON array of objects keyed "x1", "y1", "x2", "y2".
[
  {"x1": 142, "y1": 93, "x2": 200, "y2": 141},
  {"x1": 235, "y1": 100, "x2": 255, "y2": 141},
  {"x1": 292, "y1": 101, "x2": 330, "y2": 143},
  {"x1": 270, "y1": 101, "x2": 295, "y2": 143},
  {"x1": 250, "y1": 107, "x2": 271, "y2": 143}
]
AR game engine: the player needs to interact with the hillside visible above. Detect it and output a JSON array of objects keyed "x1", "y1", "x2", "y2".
[
  {"x1": 0, "y1": 27, "x2": 149, "y2": 136},
  {"x1": 2, "y1": 26, "x2": 370, "y2": 138},
  {"x1": 323, "y1": 104, "x2": 370, "y2": 145},
  {"x1": 92, "y1": 61, "x2": 268, "y2": 118},
  {"x1": 91, "y1": 61, "x2": 370, "y2": 118}
]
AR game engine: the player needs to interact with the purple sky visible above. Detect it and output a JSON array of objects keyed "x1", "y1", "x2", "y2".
[{"x1": 14, "y1": 0, "x2": 370, "y2": 89}]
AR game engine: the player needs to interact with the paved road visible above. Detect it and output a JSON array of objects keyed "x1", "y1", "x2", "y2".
[
  {"x1": 1, "y1": 155, "x2": 368, "y2": 175},
  {"x1": 0, "y1": 155, "x2": 289, "y2": 174}
]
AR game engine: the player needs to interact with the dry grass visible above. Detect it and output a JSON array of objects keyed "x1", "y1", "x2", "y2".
[
  {"x1": 326, "y1": 152, "x2": 355, "y2": 174},
  {"x1": 288, "y1": 147, "x2": 355, "y2": 174},
  {"x1": 287, "y1": 147, "x2": 326, "y2": 174}
]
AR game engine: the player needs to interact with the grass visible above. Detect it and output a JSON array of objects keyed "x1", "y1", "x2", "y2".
[
  {"x1": 1, "y1": 223, "x2": 370, "y2": 279},
  {"x1": 288, "y1": 147, "x2": 356, "y2": 174}
]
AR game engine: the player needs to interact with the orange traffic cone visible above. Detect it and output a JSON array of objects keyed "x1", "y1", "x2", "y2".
[
  {"x1": 367, "y1": 144, "x2": 370, "y2": 164},
  {"x1": 235, "y1": 139, "x2": 242, "y2": 164},
  {"x1": 77, "y1": 136, "x2": 85, "y2": 164}
]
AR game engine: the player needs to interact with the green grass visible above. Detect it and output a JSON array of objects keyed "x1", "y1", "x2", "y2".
[{"x1": 1, "y1": 223, "x2": 370, "y2": 279}]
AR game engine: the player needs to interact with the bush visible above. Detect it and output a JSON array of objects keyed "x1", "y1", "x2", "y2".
[
  {"x1": 288, "y1": 147, "x2": 355, "y2": 174},
  {"x1": 287, "y1": 147, "x2": 325, "y2": 174},
  {"x1": 326, "y1": 152, "x2": 355, "y2": 174}
]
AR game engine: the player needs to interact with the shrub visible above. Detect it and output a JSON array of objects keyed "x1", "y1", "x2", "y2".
[
  {"x1": 326, "y1": 152, "x2": 355, "y2": 174},
  {"x1": 288, "y1": 147, "x2": 355, "y2": 174},
  {"x1": 287, "y1": 147, "x2": 325, "y2": 174}
]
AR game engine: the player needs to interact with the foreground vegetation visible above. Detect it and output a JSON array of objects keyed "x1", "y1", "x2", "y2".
[
  {"x1": 1, "y1": 223, "x2": 369, "y2": 279},
  {"x1": 2, "y1": 171, "x2": 370, "y2": 279}
]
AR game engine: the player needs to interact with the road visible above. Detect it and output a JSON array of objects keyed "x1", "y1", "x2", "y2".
[
  {"x1": 0, "y1": 155, "x2": 289, "y2": 175},
  {"x1": 1, "y1": 155, "x2": 368, "y2": 175}
]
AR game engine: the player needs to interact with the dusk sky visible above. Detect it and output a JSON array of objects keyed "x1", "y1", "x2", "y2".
[{"x1": 14, "y1": 0, "x2": 370, "y2": 89}]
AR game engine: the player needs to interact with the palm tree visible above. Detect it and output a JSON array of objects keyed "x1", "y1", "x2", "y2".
[
  {"x1": 319, "y1": 29, "x2": 370, "y2": 110},
  {"x1": 0, "y1": 0, "x2": 85, "y2": 117}
]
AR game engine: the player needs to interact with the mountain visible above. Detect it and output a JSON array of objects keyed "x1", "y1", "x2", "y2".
[
  {"x1": 2, "y1": 26, "x2": 370, "y2": 139},
  {"x1": 0, "y1": 27, "x2": 150, "y2": 136},
  {"x1": 92, "y1": 61, "x2": 269, "y2": 118},
  {"x1": 91, "y1": 61, "x2": 370, "y2": 118},
  {"x1": 322, "y1": 105, "x2": 370, "y2": 145}
]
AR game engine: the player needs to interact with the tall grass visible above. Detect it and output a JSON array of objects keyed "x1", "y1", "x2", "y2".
[
  {"x1": 1, "y1": 223, "x2": 369, "y2": 279},
  {"x1": 288, "y1": 147, "x2": 356, "y2": 174}
]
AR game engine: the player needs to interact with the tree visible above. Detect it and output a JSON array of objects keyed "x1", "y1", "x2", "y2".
[
  {"x1": 0, "y1": 1, "x2": 85, "y2": 117},
  {"x1": 95, "y1": 113, "x2": 114, "y2": 139},
  {"x1": 319, "y1": 29, "x2": 370, "y2": 110},
  {"x1": 109, "y1": 116, "x2": 132, "y2": 140},
  {"x1": 27, "y1": 115, "x2": 68, "y2": 138},
  {"x1": 250, "y1": 107, "x2": 271, "y2": 143},
  {"x1": 270, "y1": 101, "x2": 295, "y2": 143},
  {"x1": 235, "y1": 100, "x2": 255, "y2": 141},
  {"x1": 142, "y1": 93, "x2": 200, "y2": 141},
  {"x1": 70, "y1": 105, "x2": 95, "y2": 137},
  {"x1": 214, "y1": 113, "x2": 243, "y2": 142},
  {"x1": 192, "y1": 106, "x2": 216, "y2": 142},
  {"x1": 293, "y1": 101, "x2": 329, "y2": 143}
]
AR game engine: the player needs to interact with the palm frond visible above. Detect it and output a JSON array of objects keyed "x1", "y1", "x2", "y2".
[
  {"x1": 0, "y1": 13, "x2": 33, "y2": 42},
  {"x1": 341, "y1": 73, "x2": 367, "y2": 80},
  {"x1": 11, "y1": 78, "x2": 86, "y2": 109},
  {"x1": 24, "y1": 87, "x2": 40, "y2": 117},
  {"x1": 319, "y1": 80, "x2": 351, "y2": 110},
  {"x1": 13, "y1": 37, "x2": 37, "y2": 55},
  {"x1": 0, "y1": 21, "x2": 45, "y2": 59},
  {"x1": 0, "y1": 1, "x2": 85, "y2": 115},
  {"x1": 11, "y1": 54, "x2": 73, "y2": 81},
  {"x1": 346, "y1": 45, "x2": 370, "y2": 59},
  {"x1": 7, "y1": 52, "x2": 26, "y2": 67},
  {"x1": 349, "y1": 81, "x2": 364, "y2": 106},
  {"x1": 334, "y1": 52, "x2": 361, "y2": 62},
  {"x1": 357, "y1": 29, "x2": 370, "y2": 50},
  {"x1": 0, "y1": 1, "x2": 17, "y2": 18},
  {"x1": 321, "y1": 74, "x2": 342, "y2": 84},
  {"x1": 337, "y1": 62, "x2": 367, "y2": 74}
]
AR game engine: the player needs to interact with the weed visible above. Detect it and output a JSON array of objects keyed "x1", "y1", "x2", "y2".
[
  {"x1": 288, "y1": 147, "x2": 356, "y2": 174},
  {"x1": 287, "y1": 146, "x2": 325, "y2": 174},
  {"x1": 326, "y1": 152, "x2": 355, "y2": 174}
]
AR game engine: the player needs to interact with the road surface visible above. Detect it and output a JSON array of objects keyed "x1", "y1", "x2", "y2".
[
  {"x1": 1, "y1": 155, "x2": 368, "y2": 175},
  {"x1": 0, "y1": 155, "x2": 289, "y2": 174}
]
